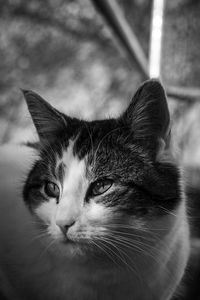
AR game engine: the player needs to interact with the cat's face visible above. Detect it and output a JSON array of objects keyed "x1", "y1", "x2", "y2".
[{"x1": 23, "y1": 80, "x2": 182, "y2": 259}]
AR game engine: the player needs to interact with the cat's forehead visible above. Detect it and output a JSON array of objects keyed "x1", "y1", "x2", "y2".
[
  {"x1": 55, "y1": 139, "x2": 86, "y2": 180},
  {"x1": 62, "y1": 119, "x2": 144, "y2": 160},
  {"x1": 72, "y1": 119, "x2": 119, "y2": 157},
  {"x1": 53, "y1": 120, "x2": 148, "y2": 182}
]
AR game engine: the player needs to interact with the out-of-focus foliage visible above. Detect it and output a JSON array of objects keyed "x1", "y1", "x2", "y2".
[
  {"x1": 0, "y1": 0, "x2": 148, "y2": 142},
  {"x1": 162, "y1": 0, "x2": 200, "y2": 87},
  {"x1": 160, "y1": 0, "x2": 200, "y2": 190}
]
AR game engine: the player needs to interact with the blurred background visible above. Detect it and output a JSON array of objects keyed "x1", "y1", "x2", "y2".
[
  {"x1": 0, "y1": 0, "x2": 200, "y2": 194},
  {"x1": 0, "y1": 0, "x2": 146, "y2": 143}
]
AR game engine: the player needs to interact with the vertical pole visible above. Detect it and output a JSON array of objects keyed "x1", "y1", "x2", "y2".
[{"x1": 149, "y1": 0, "x2": 165, "y2": 78}]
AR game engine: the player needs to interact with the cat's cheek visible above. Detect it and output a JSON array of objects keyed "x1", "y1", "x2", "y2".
[
  {"x1": 64, "y1": 203, "x2": 109, "y2": 241},
  {"x1": 76, "y1": 203, "x2": 114, "y2": 238},
  {"x1": 34, "y1": 199, "x2": 57, "y2": 225},
  {"x1": 85, "y1": 202, "x2": 112, "y2": 224}
]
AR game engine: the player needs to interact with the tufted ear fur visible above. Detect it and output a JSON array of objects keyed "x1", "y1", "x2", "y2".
[
  {"x1": 23, "y1": 90, "x2": 68, "y2": 142},
  {"x1": 122, "y1": 79, "x2": 170, "y2": 155}
]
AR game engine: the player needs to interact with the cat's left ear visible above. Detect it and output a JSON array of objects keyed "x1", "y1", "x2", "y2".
[
  {"x1": 23, "y1": 90, "x2": 68, "y2": 141},
  {"x1": 122, "y1": 79, "x2": 170, "y2": 156}
]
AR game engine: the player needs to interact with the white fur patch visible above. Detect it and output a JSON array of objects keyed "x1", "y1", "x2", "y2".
[
  {"x1": 35, "y1": 140, "x2": 88, "y2": 236},
  {"x1": 35, "y1": 199, "x2": 57, "y2": 225},
  {"x1": 56, "y1": 140, "x2": 74, "y2": 169},
  {"x1": 86, "y1": 202, "x2": 108, "y2": 222},
  {"x1": 55, "y1": 143, "x2": 88, "y2": 228}
]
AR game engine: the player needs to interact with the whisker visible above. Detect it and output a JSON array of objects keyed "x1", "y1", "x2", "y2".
[
  {"x1": 102, "y1": 228, "x2": 156, "y2": 242},
  {"x1": 100, "y1": 236, "x2": 141, "y2": 277},
  {"x1": 107, "y1": 232, "x2": 154, "y2": 249},
  {"x1": 100, "y1": 232, "x2": 170, "y2": 276},
  {"x1": 38, "y1": 239, "x2": 55, "y2": 259},
  {"x1": 92, "y1": 239, "x2": 120, "y2": 268},
  {"x1": 30, "y1": 232, "x2": 49, "y2": 243},
  {"x1": 97, "y1": 236, "x2": 131, "y2": 268}
]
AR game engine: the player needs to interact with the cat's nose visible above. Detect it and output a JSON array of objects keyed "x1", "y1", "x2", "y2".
[{"x1": 57, "y1": 220, "x2": 75, "y2": 234}]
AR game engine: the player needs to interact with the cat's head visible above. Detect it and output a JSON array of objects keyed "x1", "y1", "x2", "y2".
[{"x1": 23, "y1": 80, "x2": 182, "y2": 259}]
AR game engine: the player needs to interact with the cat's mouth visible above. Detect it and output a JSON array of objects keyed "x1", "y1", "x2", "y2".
[
  {"x1": 59, "y1": 231, "x2": 90, "y2": 247},
  {"x1": 59, "y1": 234, "x2": 99, "y2": 258},
  {"x1": 61, "y1": 235, "x2": 82, "y2": 246}
]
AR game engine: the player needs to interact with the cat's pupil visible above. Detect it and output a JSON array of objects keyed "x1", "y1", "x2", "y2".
[
  {"x1": 44, "y1": 182, "x2": 60, "y2": 200},
  {"x1": 91, "y1": 179, "x2": 113, "y2": 196}
]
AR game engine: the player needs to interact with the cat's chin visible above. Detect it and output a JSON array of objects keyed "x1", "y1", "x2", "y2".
[
  {"x1": 51, "y1": 235, "x2": 94, "y2": 259},
  {"x1": 53, "y1": 236, "x2": 112, "y2": 263}
]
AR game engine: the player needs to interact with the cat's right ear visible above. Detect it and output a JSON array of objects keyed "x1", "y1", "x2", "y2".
[
  {"x1": 22, "y1": 90, "x2": 68, "y2": 141},
  {"x1": 122, "y1": 79, "x2": 170, "y2": 157}
]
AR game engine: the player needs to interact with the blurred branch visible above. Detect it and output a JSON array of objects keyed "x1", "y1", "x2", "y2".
[
  {"x1": 91, "y1": 0, "x2": 149, "y2": 79},
  {"x1": 166, "y1": 86, "x2": 200, "y2": 102},
  {"x1": 1, "y1": 2, "x2": 109, "y2": 44}
]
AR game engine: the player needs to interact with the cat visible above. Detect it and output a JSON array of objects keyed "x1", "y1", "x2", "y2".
[{"x1": 0, "y1": 79, "x2": 190, "y2": 300}]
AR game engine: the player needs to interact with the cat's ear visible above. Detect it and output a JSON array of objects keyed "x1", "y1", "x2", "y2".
[
  {"x1": 122, "y1": 79, "x2": 170, "y2": 154},
  {"x1": 23, "y1": 90, "x2": 67, "y2": 141}
]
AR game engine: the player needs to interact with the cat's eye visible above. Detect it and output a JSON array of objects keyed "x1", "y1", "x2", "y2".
[
  {"x1": 90, "y1": 179, "x2": 113, "y2": 197},
  {"x1": 44, "y1": 181, "x2": 60, "y2": 200}
]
